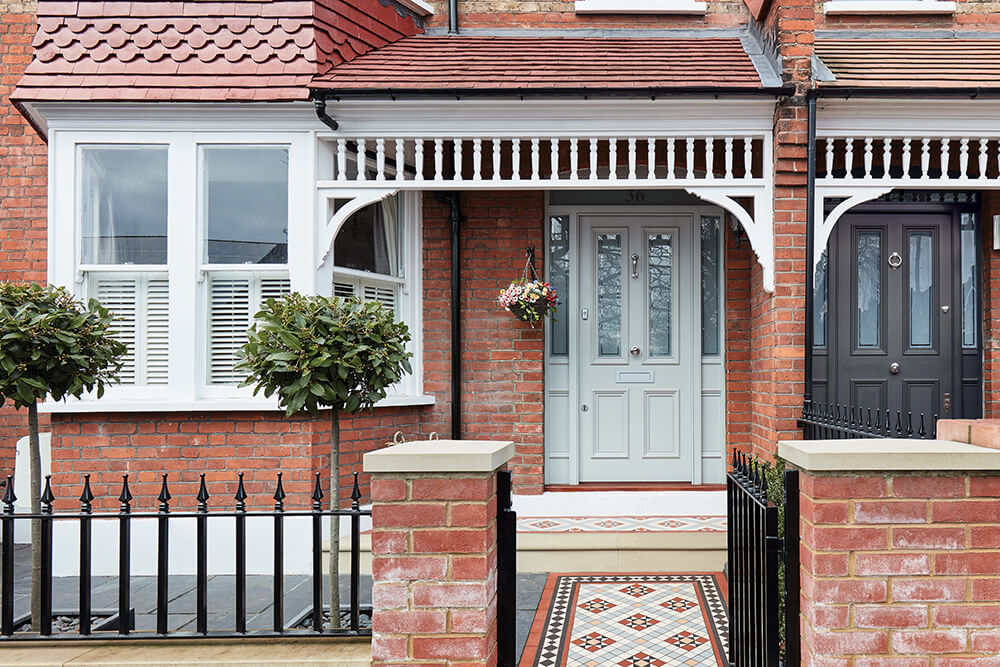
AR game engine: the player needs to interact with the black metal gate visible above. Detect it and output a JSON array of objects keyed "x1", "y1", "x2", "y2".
[
  {"x1": 727, "y1": 452, "x2": 799, "y2": 667},
  {"x1": 497, "y1": 469, "x2": 517, "y2": 667}
]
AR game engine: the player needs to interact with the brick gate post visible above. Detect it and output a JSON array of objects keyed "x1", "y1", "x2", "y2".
[
  {"x1": 779, "y1": 438, "x2": 1000, "y2": 665},
  {"x1": 364, "y1": 439, "x2": 515, "y2": 666}
]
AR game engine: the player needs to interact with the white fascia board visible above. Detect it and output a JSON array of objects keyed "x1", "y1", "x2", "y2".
[
  {"x1": 817, "y1": 98, "x2": 1000, "y2": 135},
  {"x1": 32, "y1": 102, "x2": 317, "y2": 133},
  {"x1": 324, "y1": 98, "x2": 777, "y2": 136},
  {"x1": 575, "y1": 0, "x2": 707, "y2": 13},
  {"x1": 395, "y1": 0, "x2": 434, "y2": 15},
  {"x1": 824, "y1": 0, "x2": 955, "y2": 12}
]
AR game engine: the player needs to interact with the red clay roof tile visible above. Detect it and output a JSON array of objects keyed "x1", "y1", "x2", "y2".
[
  {"x1": 15, "y1": 0, "x2": 423, "y2": 103},
  {"x1": 311, "y1": 35, "x2": 764, "y2": 91},
  {"x1": 816, "y1": 40, "x2": 1000, "y2": 87}
]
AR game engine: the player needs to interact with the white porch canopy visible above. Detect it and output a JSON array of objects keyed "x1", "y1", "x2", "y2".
[
  {"x1": 814, "y1": 98, "x2": 1000, "y2": 268},
  {"x1": 315, "y1": 98, "x2": 778, "y2": 292}
]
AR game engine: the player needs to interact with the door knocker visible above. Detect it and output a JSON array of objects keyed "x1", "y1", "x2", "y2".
[
  {"x1": 631, "y1": 253, "x2": 640, "y2": 279},
  {"x1": 888, "y1": 252, "x2": 903, "y2": 269}
]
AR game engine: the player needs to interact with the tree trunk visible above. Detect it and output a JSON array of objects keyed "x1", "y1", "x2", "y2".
[
  {"x1": 28, "y1": 402, "x2": 41, "y2": 633},
  {"x1": 328, "y1": 407, "x2": 341, "y2": 629}
]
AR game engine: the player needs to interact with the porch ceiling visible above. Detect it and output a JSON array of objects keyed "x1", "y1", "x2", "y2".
[{"x1": 310, "y1": 35, "x2": 766, "y2": 92}]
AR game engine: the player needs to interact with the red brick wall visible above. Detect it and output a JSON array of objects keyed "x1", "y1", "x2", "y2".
[
  {"x1": 725, "y1": 223, "x2": 754, "y2": 460},
  {"x1": 799, "y1": 470, "x2": 1000, "y2": 664},
  {"x1": 48, "y1": 407, "x2": 428, "y2": 511},
  {"x1": 983, "y1": 191, "x2": 1000, "y2": 419},
  {"x1": 423, "y1": 0, "x2": 748, "y2": 30},
  {"x1": 423, "y1": 191, "x2": 546, "y2": 495},
  {"x1": 0, "y1": 4, "x2": 48, "y2": 477}
]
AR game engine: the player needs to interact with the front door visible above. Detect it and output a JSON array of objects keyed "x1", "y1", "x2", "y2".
[
  {"x1": 823, "y1": 205, "x2": 982, "y2": 425},
  {"x1": 578, "y1": 214, "x2": 697, "y2": 482}
]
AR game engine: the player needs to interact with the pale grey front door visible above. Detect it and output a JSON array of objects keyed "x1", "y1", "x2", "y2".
[{"x1": 578, "y1": 214, "x2": 698, "y2": 482}]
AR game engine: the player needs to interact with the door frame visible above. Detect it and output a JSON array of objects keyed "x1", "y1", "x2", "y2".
[
  {"x1": 543, "y1": 200, "x2": 727, "y2": 486},
  {"x1": 817, "y1": 197, "x2": 983, "y2": 420}
]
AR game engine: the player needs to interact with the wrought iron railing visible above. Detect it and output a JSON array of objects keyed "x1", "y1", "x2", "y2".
[
  {"x1": 0, "y1": 471, "x2": 370, "y2": 640},
  {"x1": 799, "y1": 399, "x2": 937, "y2": 440},
  {"x1": 727, "y1": 452, "x2": 799, "y2": 667}
]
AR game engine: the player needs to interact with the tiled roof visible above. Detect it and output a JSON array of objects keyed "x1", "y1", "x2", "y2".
[
  {"x1": 311, "y1": 36, "x2": 765, "y2": 91},
  {"x1": 14, "y1": 0, "x2": 423, "y2": 102},
  {"x1": 816, "y1": 39, "x2": 1000, "y2": 87}
]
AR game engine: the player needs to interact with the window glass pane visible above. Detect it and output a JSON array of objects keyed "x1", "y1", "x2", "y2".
[
  {"x1": 814, "y1": 249, "x2": 828, "y2": 348},
  {"x1": 80, "y1": 147, "x2": 167, "y2": 265},
  {"x1": 700, "y1": 216, "x2": 720, "y2": 356},
  {"x1": 961, "y1": 213, "x2": 977, "y2": 348},
  {"x1": 857, "y1": 231, "x2": 881, "y2": 348},
  {"x1": 649, "y1": 232, "x2": 673, "y2": 357},
  {"x1": 203, "y1": 147, "x2": 288, "y2": 264},
  {"x1": 909, "y1": 231, "x2": 934, "y2": 348},
  {"x1": 597, "y1": 233, "x2": 622, "y2": 357},
  {"x1": 549, "y1": 216, "x2": 570, "y2": 356},
  {"x1": 333, "y1": 195, "x2": 401, "y2": 276}
]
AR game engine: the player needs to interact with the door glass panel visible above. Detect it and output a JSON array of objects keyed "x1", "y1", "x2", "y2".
[
  {"x1": 597, "y1": 233, "x2": 622, "y2": 357},
  {"x1": 550, "y1": 216, "x2": 570, "y2": 356},
  {"x1": 648, "y1": 232, "x2": 673, "y2": 357},
  {"x1": 857, "y1": 230, "x2": 881, "y2": 348},
  {"x1": 908, "y1": 230, "x2": 933, "y2": 348},
  {"x1": 961, "y1": 213, "x2": 977, "y2": 348},
  {"x1": 700, "y1": 216, "x2": 720, "y2": 356},
  {"x1": 814, "y1": 249, "x2": 828, "y2": 348}
]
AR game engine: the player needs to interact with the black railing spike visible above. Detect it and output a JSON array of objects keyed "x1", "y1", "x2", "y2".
[
  {"x1": 3, "y1": 474, "x2": 15, "y2": 512},
  {"x1": 351, "y1": 471, "x2": 362, "y2": 509},
  {"x1": 866, "y1": 408, "x2": 873, "y2": 431},
  {"x1": 737, "y1": 451, "x2": 745, "y2": 475},
  {"x1": 761, "y1": 468, "x2": 769, "y2": 499},
  {"x1": 119, "y1": 474, "x2": 133, "y2": 513},
  {"x1": 311, "y1": 472, "x2": 324, "y2": 511},
  {"x1": 235, "y1": 472, "x2": 248, "y2": 511},
  {"x1": 158, "y1": 474, "x2": 172, "y2": 512},
  {"x1": 80, "y1": 474, "x2": 94, "y2": 514},
  {"x1": 896, "y1": 410, "x2": 903, "y2": 435},
  {"x1": 41, "y1": 475, "x2": 55, "y2": 513},
  {"x1": 274, "y1": 472, "x2": 286, "y2": 511},
  {"x1": 932, "y1": 414, "x2": 939, "y2": 438},
  {"x1": 731, "y1": 448, "x2": 739, "y2": 472},
  {"x1": 919, "y1": 413, "x2": 927, "y2": 438},
  {"x1": 906, "y1": 412, "x2": 914, "y2": 436},
  {"x1": 885, "y1": 410, "x2": 892, "y2": 436},
  {"x1": 197, "y1": 474, "x2": 210, "y2": 511}
]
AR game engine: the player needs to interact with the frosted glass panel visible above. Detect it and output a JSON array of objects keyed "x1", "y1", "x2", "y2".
[
  {"x1": 597, "y1": 233, "x2": 622, "y2": 357},
  {"x1": 700, "y1": 216, "x2": 720, "y2": 356},
  {"x1": 550, "y1": 216, "x2": 570, "y2": 356},
  {"x1": 961, "y1": 213, "x2": 977, "y2": 348},
  {"x1": 648, "y1": 232, "x2": 673, "y2": 358},
  {"x1": 909, "y1": 231, "x2": 933, "y2": 348},
  {"x1": 814, "y1": 249, "x2": 828, "y2": 348},
  {"x1": 857, "y1": 231, "x2": 881, "y2": 348}
]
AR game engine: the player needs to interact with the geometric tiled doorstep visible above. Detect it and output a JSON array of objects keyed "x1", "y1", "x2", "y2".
[
  {"x1": 518, "y1": 516, "x2": 727, "y2": 534},
  {"x1": 519, "y1": 573, "x2": 730, "y2": 667}
]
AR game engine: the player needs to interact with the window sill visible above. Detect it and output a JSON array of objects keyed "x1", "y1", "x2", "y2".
[
  {"x1": 574, "y1": 0, "x2": 707, "y2": 12},
  {"x1": 824, "y1": 0, "x2": 955, "y2": 12},
  {"x1": 39, "y1": 394, "x2": 436, "y2": 414}
]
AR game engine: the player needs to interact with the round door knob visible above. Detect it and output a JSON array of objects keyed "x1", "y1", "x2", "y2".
[
  {"x1": 630, "y1": 346, "x2": 641, "y2": 356},
  {"x1": 889, "y1": 362, "x2": 901, "y2": 374}
]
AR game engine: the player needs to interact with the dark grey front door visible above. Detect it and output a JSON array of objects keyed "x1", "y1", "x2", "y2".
[{"x1": 819, "y1": 203, "x2": 981, "y2": 426}]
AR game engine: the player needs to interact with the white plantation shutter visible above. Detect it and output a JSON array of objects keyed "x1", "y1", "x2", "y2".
[
  {"x1": 208, "y1": 274, "x2": 290, "y2": 385},
  {"x1": 363, "y1": 283, "x2": 397, "y2": 312},
  {"x1": 333, "y1": 281, "x2": 357, "y2": 299},
  {"x1": 333, "y1": 274, "x2": 398, "y2": 317},
  {"x1": 90, "y1": 273, "x2": 168, "y2": 386}
]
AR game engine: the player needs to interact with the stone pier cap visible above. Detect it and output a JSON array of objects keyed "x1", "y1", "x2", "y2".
[
  {"x1": 363, "y1": 439, "x2": 516, "y2": 474},
  {"x1": 778, "y1": 437, "x2": 1000, "y2": 472}
]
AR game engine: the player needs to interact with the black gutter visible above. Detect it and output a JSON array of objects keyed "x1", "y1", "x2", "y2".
[
  {"x1": 312, "y1": 85, "x2": 796, "y2": 100},
  {"x1": 435, "y1": 192, "x2": 464, "y2": 439},
  {"x1": 804, "y1": 92, "x2": 817, "y2": 405},
  {"x1": 812, "y1": 86, "x2": 1000, "y2": 98},
  {"x1": 313, "y1": 99, "x2": 339, "y2": 131}
]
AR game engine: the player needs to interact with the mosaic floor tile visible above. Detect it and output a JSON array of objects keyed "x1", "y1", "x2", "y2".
[
  {"x1": 517, "y1": 516, "x2": 727, "y2": 533},
  {"x1": 519, "y1": 574, "x2": 728, "y2": 667}
]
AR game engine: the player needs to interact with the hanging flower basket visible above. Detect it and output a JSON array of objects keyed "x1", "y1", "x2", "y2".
[{"x1": 499, "y1": 279, "x2": 558, "y2": 324}]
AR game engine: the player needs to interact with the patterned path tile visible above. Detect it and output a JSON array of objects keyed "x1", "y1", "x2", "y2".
[
  {"x1": 517, "y1": 516, "x2": 727, "y2": 533},
  {"x1": 519, "y1": 573, "x2": 729, "y2": 667}
]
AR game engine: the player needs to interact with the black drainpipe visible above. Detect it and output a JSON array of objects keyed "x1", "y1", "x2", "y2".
[
  {"x1": 804, "y1": 91, "x2": 817, "y2": 405},
  {"x1": 435, "y1": 192, "x2": 464, "y2": 438},
  {"x1": 313, "y1": 99, "x2": 338, "y2": 131},
  {"x1": 448, "y1": 0, "x2": 458, "y2": 33}
]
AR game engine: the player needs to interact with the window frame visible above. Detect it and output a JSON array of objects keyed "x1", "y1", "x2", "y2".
[{"x1": 47, "y1": 129, "x2": 427, "y2": 412}]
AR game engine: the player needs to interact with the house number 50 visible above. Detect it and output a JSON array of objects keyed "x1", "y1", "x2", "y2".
[{"x1": 625, "y1": 190, "x2": 645, "y2": 202}]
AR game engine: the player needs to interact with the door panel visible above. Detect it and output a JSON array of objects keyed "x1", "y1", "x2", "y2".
[
  {"x1": 827, "y1": 208, "x2": 977, "y2": 424},
  {"x1": 579, "y1": 214, "x2": 695, "y2": 482}
]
